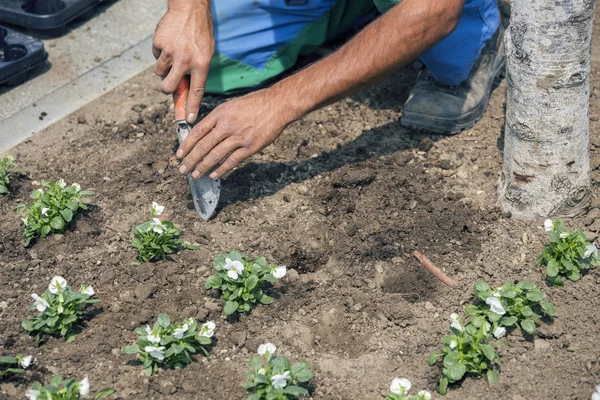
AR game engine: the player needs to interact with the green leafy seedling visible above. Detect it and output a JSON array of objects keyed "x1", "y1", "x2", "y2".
[
  {"x1": 15, "y1": 179, "x2": 94, "y2": 246},
  {"x1": 429, "y1": 314, "x2": 500, "y2": 395},
  {"x1": 244, "y1": 343, "x2": 313, "y2": 400},
  {"x1": 205, "y1": 250, "x2": 287, "y2": 315},
  {"x1": 26, "y1": 375, "x2": 114, "y2": 399},
  {"x1": 0, "y1": 355, "x2": 33, "y2": 380},
  {"x1": 131, "y1": 202, "x2": 196, "y2": 262},
  {"x1": 537, "y1": 219, "x2": 599, "y2": 286},
  {"x1": 22, "y1": 276, "x2": 99, "y2": 343},
  {"x1": 468, "y1": 280, "x2": 556, "y2": 336},
  {"x1": 0, "y1": 155, "x2": 22, "y2": 194},
  {"x1": 122, "y1": 314, "x2": 215, "y2": 376}
]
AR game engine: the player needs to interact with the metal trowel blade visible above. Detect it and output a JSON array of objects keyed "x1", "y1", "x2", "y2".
[{"x1": 176, "y1": 121, "x2": 221, "y2": 220}]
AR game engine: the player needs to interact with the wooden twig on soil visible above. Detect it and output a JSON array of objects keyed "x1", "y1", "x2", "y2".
[{"x1": 413, "y1": 250, "x2": 455, "y2": 286}]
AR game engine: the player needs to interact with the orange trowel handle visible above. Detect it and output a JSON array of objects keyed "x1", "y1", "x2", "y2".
[{"x1": 173, "y1": 77, "x2": 190, "y2": 121}]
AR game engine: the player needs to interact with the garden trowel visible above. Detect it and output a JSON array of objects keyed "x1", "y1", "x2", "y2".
[{"x1": 173, "y1": 78, "x2": 220, "y2": 220}]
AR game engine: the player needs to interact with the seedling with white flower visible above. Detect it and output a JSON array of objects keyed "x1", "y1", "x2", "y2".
[
  {"x1": 538, "y1": 219, "x2": 599, "y2": 286},
  {"x1": 22, "y1": 276, "x2": 99, "y2": 342},
  {"x1": 467, "y1": 280, "x2": 556, "y2": 336},
  {"x1": 132, "y1": 202, "x2": 196, "y2": 262},
  {"x1": 122, "y1": 314, "x2": 215, "y2": 376},
  {"x1": 0, "y1": 354, "x2": 34, "y2": 380},
  {"x1": 429, "y1": 313, "x2": 500, "y2": 395},
  {"x1": 206, "y1": 250, "x2": 287, "y2": 315},
  {"x1": 25, "y1": 375, "x2": 114, "y2": 399},
  {"x1": 244, "y1": 343, "x2": 313, "y2": 400},
  {"x1": 387, "y1": 378, "x2": 432, "y2": 400},
  {"x1": 14, "y1": 179, "x2": 94, "y2": 246},
  {"x1": 0, "y1": 155, "x2": 22, "y2": 194}
]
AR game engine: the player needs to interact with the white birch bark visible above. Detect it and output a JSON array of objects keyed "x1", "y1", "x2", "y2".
[{"x1": 500, "y1": 0, "x2": 594, "y2": 219}]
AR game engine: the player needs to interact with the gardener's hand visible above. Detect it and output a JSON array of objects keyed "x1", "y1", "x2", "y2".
[
  {"x1": 153, "y1": 0, "x2": 214, "y2": 123},
  {"x1": 176, "y1": 88, "x2": 297, "y2": 180}
]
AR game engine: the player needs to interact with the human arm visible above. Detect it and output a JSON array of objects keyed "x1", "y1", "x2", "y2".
[
  {"x1": 152, "y1": 0, "x2": 214, "y2": 123},
  {"x1": 177, "y1": 0, "x2": 465, "y2": 179}
]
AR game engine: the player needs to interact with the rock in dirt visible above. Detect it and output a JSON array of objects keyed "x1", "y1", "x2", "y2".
[
  {"x1": 537, "y1": 320, "x2": 564, "y2": 339},
  {"x1": 285, "y1": 268, "x2": 300, "y2": 282},
  {"x1": 158, "y1": 381, "x2": 177, "y2": 395},
  {"x1": 134, "y1": 284, "x2": 157, "y2": 301},
  {"x1": 77, "y1": 220, "x2": 100, "y2": 235},
  {"x1": 424, "y1": 301, "x2": 435, "y2": 311},
  {"x1": 418, "y1": 138, "x2": 434, "y2": 152},
  {"x1": 534, "y1": 339, "x2": 551, "y2": 351},
  {"x1": 393, "y1": 152, "x2": 412, "y2": 166},
  {"x1": 331, "y1": 168, "x2": 376, "y2": 188}
]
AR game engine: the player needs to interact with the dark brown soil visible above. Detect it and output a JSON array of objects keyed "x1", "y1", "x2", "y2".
[{"x1": 2, "y1": 9, "x2": 600, "y2": 400}]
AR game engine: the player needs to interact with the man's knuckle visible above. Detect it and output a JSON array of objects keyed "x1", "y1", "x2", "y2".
[{"x1": 191, "y1": 86, "x2": 205, "y2": 98}]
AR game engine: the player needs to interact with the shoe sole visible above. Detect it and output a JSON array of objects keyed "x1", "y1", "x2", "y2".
[{"x1": 400, "y1": 57, "x2": 506, "y2": 135}]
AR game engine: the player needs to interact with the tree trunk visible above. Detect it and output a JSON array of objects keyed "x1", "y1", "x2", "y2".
[{"x1": 500, "y1": 0, "x2": 595, "y2": 219}]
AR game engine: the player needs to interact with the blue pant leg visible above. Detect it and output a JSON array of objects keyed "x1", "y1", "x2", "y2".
[{"x1": 420, "y1": 0, "x2": 500, "y2": 86}]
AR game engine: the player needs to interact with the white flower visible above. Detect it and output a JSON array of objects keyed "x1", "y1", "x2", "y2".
[
  {"x1": 31, "y1": 294, "x2": 49, "y2": 312},
  {"x1": 150, "y1": 217, "x2": 167, "y2": 234},
  {"x1": 224, "y1": 258, "x2": 244, "y2": 280},
  {"x1": 144, "y1": 325, "x2": 161, "y2": 344},
  {"x1": 35, "y1": 188, "x2": 43, "y2": 194},
  {"x1": 144, "y1": 346, "x2": 166, "y2": 361},
  {"x1": 271, "y1": 371, "x2": 290, "y2": 390},
  {"x1": 72, "y1": 183, "x2": 81, "y2": 192},
  {"x1": 21, "y1": 217, "x2": 28, "y2": 226},
  {"x1": 58, "y1": 179, "x2": 66, "y2": 188},
  {"x1": 493, "y1": 326, "x2": 507, "y2": 339},
  {"x1": 173, "y1": 323, "x2": 189, "y2": 339},
  {"x1": 41, "y1": 207, "x2": 49, "y2": 216},
  {"x1": 559, "y1": 232, "x2": 569, "y2": 239},
  {"x1": 199, "y1": 321, "x2": 216, "y2": 338},
  {"x1": 449, "y1": 313, "x2": 464, "y2": 332},
  {"x1": 449, "y1": 339, "x2": 458, "y2": 349},
  {"x1": 79, "y1": 377, "x2": 90, "y2": 396},
  {"x1": 592, "y1": 385, "x2": 600, "y2": 400},
  {"x1": 257, "y1": 343, "x2": 276, "y2": 356},
  {"x1": 584, "y1": 243, "x2": 598, "y2": 259},
  {"x1": 544, "y1": 219, "x2": 554, "y2": 232},
  {"x1": 25, "y1": 388, "x2": 40, "y2": 400},
  {"x1": 20, "y1": 355, "x2": 34, "y2": 369},
  {"x1": 390, "y1": 378, "x2": 412, "y2": 395},
  {"x1": 271, "y1": 265, "x2": 287, "y2": 279},
  {"x1": 80, "y1": 285, "x2": 95, "y2": 296},
  {"x1": 258, "y1": 368, "x2": 266, "y2": 375},
  {"x1": 417, "y1": 390, "x2": 432, "y2": 400},
  {"x1": 151, "y1": 202, "x2": 165, "y2": 216},
  {"x1": 486, "y1": 297, "x2": 506, "y2": 315},
  {"x1": 492, "y1": 289, "x2": 501, "y2": 298},
  {"x1": 48, "y1": 276, "x2": 67, "y2": 294}
]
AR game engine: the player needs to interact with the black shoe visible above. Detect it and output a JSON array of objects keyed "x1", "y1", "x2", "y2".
[{"x1": 400, "y1": 25, "x2": 506, "y2": 134}]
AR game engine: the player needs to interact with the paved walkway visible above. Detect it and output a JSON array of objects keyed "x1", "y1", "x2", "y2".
[{"x1": 0, "y1": 0, "x2": 165, "y2": 154}]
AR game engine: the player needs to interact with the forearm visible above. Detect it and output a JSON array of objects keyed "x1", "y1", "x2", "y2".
[{"x1": 272, "y1": 0, "x2": 464, "y2": 121}]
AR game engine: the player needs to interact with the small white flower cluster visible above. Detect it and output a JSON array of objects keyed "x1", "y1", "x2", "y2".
[
  {"x1": 149, "y1": 202, "x2": 167, "y2": 233},
  {"x1": 31, "y1": 276, "x2": 94, "y2": 312},
  {"x1": 389, "y1": 378, "x2": 431, "y2": 399},
  {"x1": 143, "y1": 319, "x2": 216, "y2": 361},
  {"x1": 223, "y1": 258, "x2": 287, "y2": 281},
  {"x1": 256, "y1": 343, "x2": 289, "y2": 389},
  {"x1": 19, "y1": 355, "x2": 34, "y2": 369},
  {"x1": 545, "y1": 219, "x2": 598, "y2": 258},
  {"x1": 26, "y1": 377, "x2": 89, "y2": 400}
]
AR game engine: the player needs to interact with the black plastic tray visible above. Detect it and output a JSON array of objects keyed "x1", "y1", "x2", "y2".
[
  {"x1": 0, "y1": 0, "x2": 102, "y2": 30},
  {"x1": 0, "y1": 25, "x2": 47, "y2": 85}
]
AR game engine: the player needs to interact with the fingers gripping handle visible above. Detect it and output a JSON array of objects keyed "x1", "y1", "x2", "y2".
[{"x1": 173, "y1": 77, "x2": 190, "y2": 121}]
